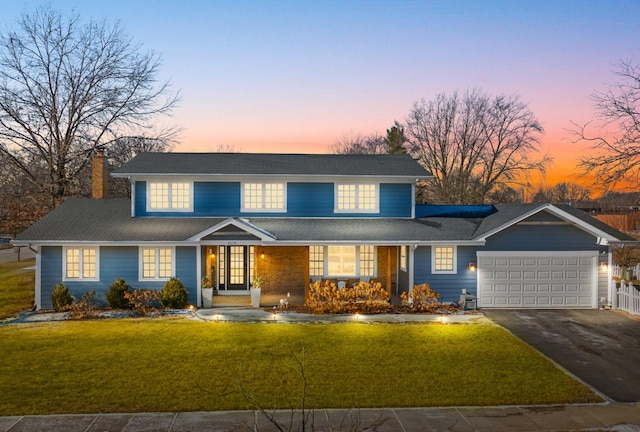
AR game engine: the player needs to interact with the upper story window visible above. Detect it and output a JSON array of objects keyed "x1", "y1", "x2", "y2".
[
  {"x1": 64, "y1": 247, "x2": 98, "y2": 280},
  {"x1": 432, "y1": 246, "x2": 456, "y2": 274},
  {"x1": 242, "y1": 182, "x2": 285, "y2": 212},
  {"x1": 335, "y1": 183, "x2": 378, "y2": 213},
  {"x1": 148, "y1": 182, "x2": 192, "y2": 212}
]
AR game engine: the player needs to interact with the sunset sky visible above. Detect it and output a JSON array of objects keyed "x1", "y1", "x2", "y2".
[{"x1": 4, "y1": 1, "x2": 640, "y2": 188}]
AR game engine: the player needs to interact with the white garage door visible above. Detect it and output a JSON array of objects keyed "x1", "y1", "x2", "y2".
[{"x1": 478, "y1": 252, "x2": 596, "y2": 308}]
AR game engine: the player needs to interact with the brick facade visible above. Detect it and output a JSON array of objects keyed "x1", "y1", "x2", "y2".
[{"x1": 254, "y1": 246, "x2": 309, "y2": 298}]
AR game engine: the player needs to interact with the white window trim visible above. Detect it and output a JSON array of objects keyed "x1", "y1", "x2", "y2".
[
  {"x1": 311, "y1": 245, "x2": 377, "y2": 278},
  {"x1": 62, "y1": 246, "x2": 100, "y2": 281},
  {"x1": 146, "y1": 181, "x2": 194, "y2": 212},
  {"x1": 139, "y1": 246, "x2": 176, "y2": 281},
  {"x1": 432, "y1": 245, "x2": 457, "y2": 274},
  {"x1": 334, "y1": 183, "x2": 380, "y2": 214},
  {"x1": 241, "y1": 182, "x2": 287, "y2": 213}
]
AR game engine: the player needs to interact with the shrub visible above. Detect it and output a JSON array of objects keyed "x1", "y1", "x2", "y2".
[
  {"x1": 124, "y1": 289, "x2": 159, "y2": 316},
  {"x1": 65, "y1": 290, "x2": 100, "y2": 319},
  {"x1": 159, "y1": 277, "x2": 188, "y2": 309},
  {"x1": 400, "y1": 283, "x2": 454, "y2": 313},
  {"x1": 106, "y1": 278, "x2": 132, "y2": 309},
  {"x1": 51, "y1": 283, "x2": 73, "y2": 311},
  {"x1": 306, "y1": 280, "x2": 390, "y2": 314}
]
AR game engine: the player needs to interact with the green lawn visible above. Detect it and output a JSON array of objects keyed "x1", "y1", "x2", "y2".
[
  {"x1": 0, "y1": 319, "x2": 601, "y2": 415},
  {"x1": 0, "y1": 259, "x2": 35, "y2": 319}
]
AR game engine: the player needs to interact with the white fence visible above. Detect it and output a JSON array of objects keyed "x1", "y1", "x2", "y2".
[
  {"x1": 614, "y1": 280, "x2": 640, "y2": 316},
  {"x1": 612, "y1": 264, "x2": 640, "y2": 280}
]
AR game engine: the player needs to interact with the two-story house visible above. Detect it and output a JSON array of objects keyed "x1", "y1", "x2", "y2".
[{"x1": 14, "y1": 151, "x2": 634, "y2": 310}]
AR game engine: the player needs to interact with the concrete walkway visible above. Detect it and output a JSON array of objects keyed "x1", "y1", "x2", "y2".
[{"x1": 2, "y1": 404, "x2": 640, "y2": 431}]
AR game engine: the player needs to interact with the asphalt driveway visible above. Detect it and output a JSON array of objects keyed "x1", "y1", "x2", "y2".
[{"x1": 484, "y1": 309, "x2": 640, "y2": 402}]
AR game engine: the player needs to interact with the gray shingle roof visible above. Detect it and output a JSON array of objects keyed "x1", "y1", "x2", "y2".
[
  {"x1": 14, "y1": 199, "x2": 477, "y2": 244},
  {"x1": 112, "y1": 152, "x2": 432, "y2": 178},
  {"x1": 14, "y1": 199, "x2": 225, "y2": 242},
  {"x1": 15, "y1": 199, "x2": 633, "y2": 244},
  {"x1": 471, "y1": 203, "x2": 637, "y2": 241}
]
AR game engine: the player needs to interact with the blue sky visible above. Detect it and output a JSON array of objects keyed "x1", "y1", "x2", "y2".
[{"x1": 3, "y1": 0, "x2": 640, "y2": 184}]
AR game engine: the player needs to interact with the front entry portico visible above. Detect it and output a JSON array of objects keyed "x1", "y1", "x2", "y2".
[{"x1": 202, "y1": 245, "x2": 256, "y2": 294}]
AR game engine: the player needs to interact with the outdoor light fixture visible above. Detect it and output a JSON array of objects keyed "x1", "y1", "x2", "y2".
[
  {"x1": 261, "y1": 252, "x2": 265, "y2": 260},
  {"x1": 600, "y1": 262, "x2": 608, "y2": 272},
  {"x1": 469, "y1": 263, "x2": 477, "y2": 271}
]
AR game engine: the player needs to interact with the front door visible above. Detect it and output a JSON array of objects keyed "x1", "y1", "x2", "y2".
[{"x1": 218, "y1": 246, "x2": 250, "y2": 292}]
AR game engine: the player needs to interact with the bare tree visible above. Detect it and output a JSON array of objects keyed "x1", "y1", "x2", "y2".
[
  {"x1": 571, "y1": 59, "x2": 640, "y2": 192},
  {"x1": 330, "y1": 132, "x2": 388, "y2": 155},
  {"x1": 405, "y1": 89, "x2": 550, "y2": 204},
  {"x1": 0, "y1": 7, "x2": 179, "y2": 209},
  {"x1": 531, "y1": 182, "x2": 592, "y2": 204}
]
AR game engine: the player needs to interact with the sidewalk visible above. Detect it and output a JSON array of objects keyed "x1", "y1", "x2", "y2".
[{"x1": 2, "y1": 404, "x2": 640, "y2": 431}]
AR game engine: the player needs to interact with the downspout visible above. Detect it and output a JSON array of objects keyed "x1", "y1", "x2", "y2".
[
  {"x1": 409, "y1": 245, "x2": 417, "y2": 292},
  {"x1": 196, "y1": 245, "x2": 202, "y2": 307},
  {"x1": 608, "y1": 247, "x2": 614, "y2": 309}
]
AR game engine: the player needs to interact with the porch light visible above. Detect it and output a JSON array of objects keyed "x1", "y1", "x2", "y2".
[
  {"x1": 469, "y1": 263, "x2": 477, "y2": 271},
  {"x1": 261, "y1": 252, "x2": 265, "y2": 260},
  {"x1": 600, "y1": 263, "x2": 608, "y2": 272}
]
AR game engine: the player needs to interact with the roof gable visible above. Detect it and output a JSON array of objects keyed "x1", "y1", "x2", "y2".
[
  {"x1": 187, "y1": 218, "x2": 276, "y2": 242},
  {"x1": 473, "y1": 203, "x2": 635, "y2": 244}
]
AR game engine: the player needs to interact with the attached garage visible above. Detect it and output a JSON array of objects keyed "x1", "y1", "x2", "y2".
[{"x1": 477, "y1": 251, "x2": 597, "y2": 308}]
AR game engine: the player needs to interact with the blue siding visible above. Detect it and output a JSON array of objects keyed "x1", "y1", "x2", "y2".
[
  {"x1": 40, "y1": 246, "x2": 63, "y2": 309},
  {"x1": 176, "y1": 247, "x2": 197, "y2": 305},
  {"x1": 39, "y1": 245, "x2": 198, "y2": 309},
  {"x1": 379, "y1": 184, "x2": 412, "y2": 217},
  {"x1": 135, "y1": 181, "x2": 413, "y2": 218},
  {"x1": 413, "y1": 246, "x2": 478, "y2": 302},
  {"x1": 194, "y1": 182, "x2": 241, "y2": 216},
  {"x1": 484, "y1": 224, "x2": 600, "y2": 251},
  {"x1": 287, "y1": 183, "x2": 334, "y2": 216},
  {"x1": 134, "y1": 181, "x2": 146, "y2": 216}
]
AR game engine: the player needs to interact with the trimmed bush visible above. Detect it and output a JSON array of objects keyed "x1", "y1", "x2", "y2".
[
  {"x1": 51, "y1": 283, "x2": 73, "y2": 311},
  {"x1": 400, "y1": 283, "x2": 457, "y2": 313},
  {"x1": 159, "y1": 277, "x2": 188, "y2": 309},
  {"x1": 306, "y1": 280, "x2": 390, "y2": 314},
  {"x1": 106, "y1": 278, "x2": 132, "y2": 309},
  {"x1": 66, "y1": 290, "x2": 100, "y2": 319},
  {"x1": 124, "y1": 289, "x2": 159, "y2": 316}
]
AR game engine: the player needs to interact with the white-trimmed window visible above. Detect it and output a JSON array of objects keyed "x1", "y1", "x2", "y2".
[
  {"x1": 335, "y1": 183, "x2": 378, "y2": 212},
  {"x1": 400, "y1": 246, "x2": 407, "y2": 272},
  {"x1": 148, "y1": 182, "x2": 192, "y2": 211},
  {"x1": 64, "y1": 247, "x2": 98, "y2": 280},
  {"x1": 242, "y1": 182, "x2": 285, "y2": 212},
  {"x1": 432, "y1": 246, "x2": 456, "y2": 274},
  {"x1": 328, "y1": 245, "x2": 357, "y2": 276},
  {"x1": 140, "y1": 247, "x2": 174, "y2": 280},
  {"x1": 359, "y1": 245, "x2": 375, "y2": 277},
  {"x1": 309, "y1": 246, "x2": 324, "y2": 277},
  {"x1": 310, "y1": 245, "x2": 376, "y2": 278}
]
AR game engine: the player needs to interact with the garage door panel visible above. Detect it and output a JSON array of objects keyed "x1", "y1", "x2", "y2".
[{"x1": 479, "y1": 253, "x2": 595, "y2": 309}]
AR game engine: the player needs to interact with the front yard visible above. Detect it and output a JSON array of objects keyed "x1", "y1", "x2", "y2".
[
  {"x1": 0, "y1": 259, "x2": 34, "y2": 319},
  {"x1": 0, "y1": 319, "x2": 601, "y2": 415}
]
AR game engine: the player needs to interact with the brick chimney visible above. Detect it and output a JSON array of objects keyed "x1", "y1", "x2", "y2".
[{"x1": 92, "y1": 148, "x2": 108, "y2": 199}]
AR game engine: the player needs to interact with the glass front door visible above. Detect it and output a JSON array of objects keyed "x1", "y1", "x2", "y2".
[{"x1": 218, "y1": 246, "x2": 250, "y2": 291}]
